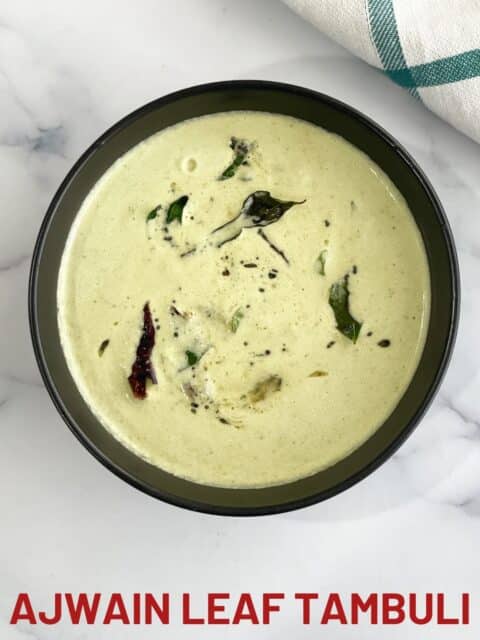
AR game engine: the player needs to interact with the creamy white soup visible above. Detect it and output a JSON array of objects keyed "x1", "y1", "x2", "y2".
[{"x1": 58, "y1": 111, "x2": 430, "y2": 488}]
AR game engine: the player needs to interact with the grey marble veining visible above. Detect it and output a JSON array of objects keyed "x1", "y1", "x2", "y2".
[{"x1": 1, "y1": 1, "x2": 480, "y2": 638}]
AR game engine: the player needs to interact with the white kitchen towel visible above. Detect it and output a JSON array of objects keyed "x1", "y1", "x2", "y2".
[{"x1": 283, "y1": 0, "x2": 480, "y2": 143}]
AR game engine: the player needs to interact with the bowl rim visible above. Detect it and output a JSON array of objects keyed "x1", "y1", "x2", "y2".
[{"x1": 29, "y1": 79, "x2": 460, "y2": 516}]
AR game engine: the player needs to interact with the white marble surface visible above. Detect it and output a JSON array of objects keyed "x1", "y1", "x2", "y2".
[{"x1": 1, "y1": 1, "x2": 480, "y2": 638}]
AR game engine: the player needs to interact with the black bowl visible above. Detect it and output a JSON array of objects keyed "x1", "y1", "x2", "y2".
[{"x1": 29, "y1": 80, "x2": 459, "y2": 515}]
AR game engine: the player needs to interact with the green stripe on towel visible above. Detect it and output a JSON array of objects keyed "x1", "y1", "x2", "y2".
[
  {"x1": 389, "y1": 48, "x2": 480, "y2": 88},
  {"x1": 367, "y1": 0, "x2": 480, "y2": 92},
  {"x1": 367, "y1": 0, "x2": 420, "y2": 98}
]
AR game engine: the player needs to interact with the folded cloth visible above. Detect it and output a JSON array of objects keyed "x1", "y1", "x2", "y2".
[{"x1": 283, "y1": 0, "x2": 480, "y2": 143}]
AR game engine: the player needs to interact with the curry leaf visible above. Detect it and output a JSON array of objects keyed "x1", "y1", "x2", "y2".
[
  {"x1": 166, "y1": 195, "x2": 189, "y2": 224},
  {"x1": 146, "y1": 205, "x2": 161, "y2": 222},
  {"x1": 211, "y1": 191, "x2": 305, "y2": 247},
  {"x1": 219, "y1": 137, "x2": 251, "y2": 180},
  {"x1": 240, "y1": 191, "x2": 306, "y2": 228},
  {"x1": 185, "y1": 350, "x2": 199, "y2": 367},
  {"x1": 328, "y1": 275, "x2": 362, "y2": 343}
]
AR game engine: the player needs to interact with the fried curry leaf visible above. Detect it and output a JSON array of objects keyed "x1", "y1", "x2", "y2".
[
  {"x1": 316, "y1": 249, "x2": 327, "y2": 275},
  {"x1": 219, "y1": 137, "x2": 251, "y2": 180},
  {"x1": 229, "y1": 308, "x2": 244, "y2": 333},
  {"x1": 166, "y1": 195, "x2": 189, "y2": 224},
  {"x1": 211, "y1": 191, "x2": 305, "y2": 247},
  {"x1": 185, "y1": 350, "x2": 199, "y2": 367},
  {"x1": 328, "y1": 276, "x2": 362, "y2": 343},
  {"x1": 240, "y1": 191, "x2": 306, "y2": 228}
]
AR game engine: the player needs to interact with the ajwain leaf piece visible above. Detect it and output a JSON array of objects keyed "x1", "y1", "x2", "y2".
[
  {"x1": 229, "y1": 308, "x2": 244, "y2": 333},
  {"x1": 328, "y1": 275, "x2": 362, "y2": 343},
  {"x1": 316, "y1": 249, "x2": 327, "y2": 276},
  {"x1": 219, "y1": 137, "x2": 251, "y2": 181},
  {"x1": 128, "y1": 302, "x2": 157, "y2": 399},
  {"x1": 211, "y1": 191, "x2": 306, "y2": 247},
  {"x1": 166, "y1": 195, "x2": 189, "y2": 224},
  {"x1": 248, "y1": 375, "x2": 282, "y2": 404},
  {"x1": 185, "y1": 350, "x2": 199, "y2": 367}
]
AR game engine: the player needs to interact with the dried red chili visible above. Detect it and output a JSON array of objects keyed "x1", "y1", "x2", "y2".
[{"x1": 128, "y1": 302, "x2": 156, "y2": 399}]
